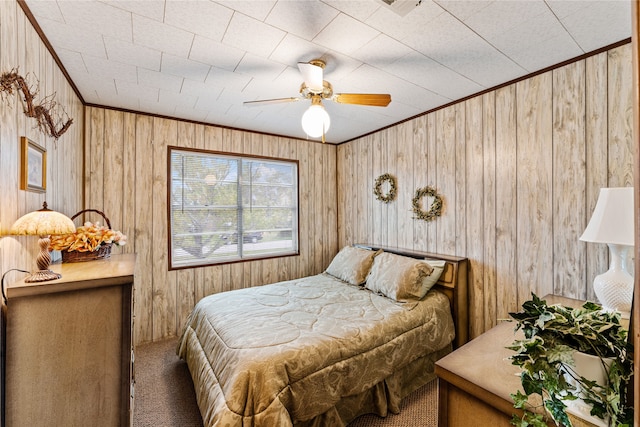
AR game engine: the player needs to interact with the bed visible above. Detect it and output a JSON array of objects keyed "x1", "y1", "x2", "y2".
[{"x1": 177, "y1": 244, "x2": 468, "y2": 427}]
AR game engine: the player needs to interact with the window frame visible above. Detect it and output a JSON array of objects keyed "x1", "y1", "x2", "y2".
[{"x1": 167, "y1": 145, "x2": 300, "y2": 270}]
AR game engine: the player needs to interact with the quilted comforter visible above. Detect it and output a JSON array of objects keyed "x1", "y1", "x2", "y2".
[{"x1": 177, "y1": 273, "x2": 455, "y2": 426}]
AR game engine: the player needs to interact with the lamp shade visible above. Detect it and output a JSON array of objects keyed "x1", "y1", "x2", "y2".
[
  {"x1": 11, "y1": 202, "x2": 75, "y2": 236},
  {"x1": 579, "y1": 187, "x2": 634, "y2": 246},
  {"x1": 301, "y1": 104, "x2": 330, "y2": 138}
]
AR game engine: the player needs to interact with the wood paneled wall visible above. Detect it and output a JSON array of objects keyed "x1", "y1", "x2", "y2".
[
  {"x1": 83, "y1": 110, "x2": 337, "y2": 344},
  {"x1": 631, "y1": 4, "x2": 639, "y2": 420},
  {"x1": 0, "y1": 2, "x2": 84, "y2": 282},
  {"x1": 337, "y1": 44, "x2": 634, "y2": 340}
]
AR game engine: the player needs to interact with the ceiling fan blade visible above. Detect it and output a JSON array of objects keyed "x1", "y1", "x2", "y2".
[
  {"x1": 333, "y1": 93, "x2": 391, "y2": 107},
  {"x1": 297, "y1": 62, "x2": 324, "y2": 93},
  {"x1": 243, "y1": 97, "x2": 301, "y2": 107}
]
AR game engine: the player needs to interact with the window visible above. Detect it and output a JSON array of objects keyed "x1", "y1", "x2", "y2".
[{"x1": 168, "y1": 147, "x2": 299, "y2": 269}]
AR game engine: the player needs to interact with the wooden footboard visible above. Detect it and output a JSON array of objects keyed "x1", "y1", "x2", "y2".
[{"x1": 355, "y1": 244, "x2": 469, "y2": 348}]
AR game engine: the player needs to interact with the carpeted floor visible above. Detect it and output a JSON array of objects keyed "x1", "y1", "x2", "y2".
[
  {"x1": 133, "y1": 338, "x2": 439, "y2": 427},
  {"x1": 133, "y1": 338, "x2": 203, "y2": 427}
]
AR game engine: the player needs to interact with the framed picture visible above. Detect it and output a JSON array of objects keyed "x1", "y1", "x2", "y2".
[{"x1": 20, "y1": 137, "x2": 46, "y2": 192}]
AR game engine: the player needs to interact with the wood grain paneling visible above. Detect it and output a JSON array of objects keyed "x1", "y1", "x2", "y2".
[
  {"x1": 515, "y1": 72, "x2": 554, "y2": 307},
  {"x1": 552, "y1": 61, "x2": 586, "y2": 299},
  {"x1": 84, "y1": 111, "x2": 338, "y2": 344},
  {"x1": 353, "y1": 138, "x2": 365, "y2": 245},
  {"x1": 337, "y1": 43, "x2": 634, "y2": 339},
  {"x1": 0, "y1": 0, "x2": 21, "y2": 275},
  {"x1": 336, "y1": 143, "x2": 347, "y2": 247},
  {"x1": 151, "y1": 118, "x2": 177, "y2": 339},
  {"x1": 584, "y1": 52, "x2": 609, "y2": 303},
  {"x1": 386, "y1": 129, "x2": 398, "y2": 249},
  {"x1": 454, "y1": 103, "x2": 466, "y2": 258},
  {"x1": 464, "y1": 96, "x2": 484, "y2": 337},
  {"x1": 425, "y1": 114, "x2": 438, "y2": 254},
  {"x1": 436, "y1": 107, "x2": 458, "y2": 256},
  {"x1": 494, "y1": 85, "x2": 518, "y2": 321},
  {"x1": 87, "y1": 108, "x2": 105, "y2": 211},
  {"x1": 396, "y1": 125, "x2": 411, "y2": 250},
  {"x1": 411, "y1": 115, "x2": 429, "y2": 251},
  {"x1": 371, "y1": 134, "x2": 382, "y2": 245},
  {"x1": 482, "y1": 92, "x2": 497, "y2": 331},
  {"x1": 631, "y1": 3, "x2": 639, "y2": 421},
  {"x1": 608, "y1": 46, "x2": 635, "y2": 188},
  {"x1": 133, "y1": 114, "x2": 154, "y2": 343},
  {"x1": 0, "y1": 2, "x2": 83, "y2": 288}
]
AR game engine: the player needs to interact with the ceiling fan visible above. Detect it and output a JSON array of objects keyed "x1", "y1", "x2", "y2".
[{"x1": 244, "y1": 59, "x2": 392, "y2": 142}]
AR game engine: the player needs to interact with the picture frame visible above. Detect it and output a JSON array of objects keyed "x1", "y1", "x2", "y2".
[{"x1": 20, "y1": 136, "x2": 46, "y2": 193}]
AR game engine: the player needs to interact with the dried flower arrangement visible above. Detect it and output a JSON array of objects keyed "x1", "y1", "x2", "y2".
[{"x1": 49, "y1": 221, "x2": 127, "y2": 253}]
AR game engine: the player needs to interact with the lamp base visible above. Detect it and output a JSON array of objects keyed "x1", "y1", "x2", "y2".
[
  {"x1": 24, "y1": 269, "x2": 61, "y2": 283},
  {"x1": 593, "y1": 270, "x2": 633, "y2": 319},
  {"x1": 592, "y1": 244, "x2": 634, "y2": 319}
]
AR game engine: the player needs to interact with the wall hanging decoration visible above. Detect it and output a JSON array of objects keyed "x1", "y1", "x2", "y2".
[
  {"x1": 412, "y1": 186, "x2": 443, "y2": 221},
  {"x1": 373, "y1": 173, "x2": 397, "y2": 203},
  {"x1": 1, "y1": 68, "x2": 73, "y2": 140},
  {"x1": 20, "y1": 136, "x2": 46, "y2": 192}
]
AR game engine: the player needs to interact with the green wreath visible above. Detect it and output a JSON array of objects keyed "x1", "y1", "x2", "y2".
[
  {"x1": 412, "y1": 186, "x2": 443, "y2": 221},
  {"x1": 373, "y1": 173, "x2": 397, "y2": 203}
]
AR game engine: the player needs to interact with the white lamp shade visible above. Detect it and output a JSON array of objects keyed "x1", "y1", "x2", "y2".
[
  {"x1": 579, "y1": 187, "x2": 634, "y2": 246},
  {"x1": 301, "y1": 104, "x2": 330, "y2": 138}
]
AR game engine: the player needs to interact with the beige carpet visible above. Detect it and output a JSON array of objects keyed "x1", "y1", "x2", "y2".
[
  {"x1": 133, "y1": 338, "x2": 439, "y2": 427},
  {"x1": 133, "y1": 338, "x2": 203, "y2": 427}
]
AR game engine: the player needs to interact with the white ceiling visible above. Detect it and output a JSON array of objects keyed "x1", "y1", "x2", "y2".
[{"x1": 23, "y1": 0, "x2": 631, "y2": 144}]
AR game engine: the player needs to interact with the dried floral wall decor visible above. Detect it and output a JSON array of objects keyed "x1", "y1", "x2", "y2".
[
  {"x1": 373, "y1": 173, "x2": 397, "y2": 203},
  {"x1": 1, "y1": 69, "x2": 73, "y2": 140},
  {"x1": 412, "y1": 186, "x2": 443, "y2": 221}
]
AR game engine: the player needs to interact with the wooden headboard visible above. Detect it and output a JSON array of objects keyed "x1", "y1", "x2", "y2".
[{"x1": 355, "y1": 244, "x2": 469, "y2": 348}]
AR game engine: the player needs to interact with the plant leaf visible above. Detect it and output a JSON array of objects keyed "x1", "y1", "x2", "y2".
[{"x1": 546, "y1": 344, "x2": 574, "y2": 365}]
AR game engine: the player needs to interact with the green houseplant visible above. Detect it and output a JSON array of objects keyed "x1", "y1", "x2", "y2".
[{"x1": 507, "y1": 294, "x2": 633, "y2": 427}]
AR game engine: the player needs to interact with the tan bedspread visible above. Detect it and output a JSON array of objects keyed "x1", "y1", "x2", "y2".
[{"x1": 177, "y1": 273, "x2": 455, "y2": 426}]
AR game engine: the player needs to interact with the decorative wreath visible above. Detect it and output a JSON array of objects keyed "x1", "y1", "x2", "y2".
[
  {"x1": 412, "y1": 186, "x2": 443, "y2": 221},
  {"x1": 373, "y1": 173, "x2": 397, "y2": 203}
]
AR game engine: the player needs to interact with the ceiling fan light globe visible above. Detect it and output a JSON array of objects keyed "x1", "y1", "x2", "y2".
[{"x1": 301, "y1": 104, "x2": 330, "y2": 138}]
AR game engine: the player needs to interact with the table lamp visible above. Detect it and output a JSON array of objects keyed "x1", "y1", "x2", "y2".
[
  {"x1": 10, "y1": 202, "x2": 76, "y2": 282},
  {"x1": 579, "y1": 187, "x2": 635, "y2": 318}
]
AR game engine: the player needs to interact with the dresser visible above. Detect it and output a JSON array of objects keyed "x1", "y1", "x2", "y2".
[
  {"x1": 4, "y1": 253, "x2": 135, "y2": 427},
  {"x1": 435, "y1": 295, "x2": 600, "y2": 427}
]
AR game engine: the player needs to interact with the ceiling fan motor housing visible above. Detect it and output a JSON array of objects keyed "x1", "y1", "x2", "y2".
[{"x1": 300, "y1": 80, "x2": 333, "y2": 99}]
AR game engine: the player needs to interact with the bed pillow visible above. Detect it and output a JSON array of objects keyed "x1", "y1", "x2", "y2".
[
  {"x1": 365, "y1": 252, "x2": 435, "y2": 302},
  {"x1": 422, "y1": 259, "x2": 446, "y2": 290},
  {"x1": 325, "y1": 246, "x2": 380, "y2": 285}
]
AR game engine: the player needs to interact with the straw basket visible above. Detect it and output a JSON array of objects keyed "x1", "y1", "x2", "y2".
[{"x1": 61, "y1": 209, "x2": 112, "y2": 263}]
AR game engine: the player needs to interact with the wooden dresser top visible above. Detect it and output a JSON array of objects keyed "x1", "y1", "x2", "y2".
[{"x1": 7, "y1": 253, "x2": 136, "y2": 299}]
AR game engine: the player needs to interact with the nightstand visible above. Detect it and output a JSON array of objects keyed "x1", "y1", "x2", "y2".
[
  {"x1": 435, "y1": 295, "x2": 600, "y2": 427},
  {"x1": 4, "y1": 253, "x2": 136, "y2": 427}
]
